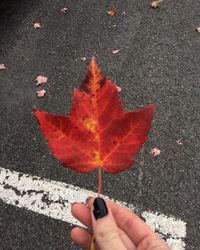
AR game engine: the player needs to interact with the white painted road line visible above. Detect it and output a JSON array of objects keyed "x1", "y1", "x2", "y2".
[{"x1": 0, "y1": 167, "x2": 186, "y2": 250}]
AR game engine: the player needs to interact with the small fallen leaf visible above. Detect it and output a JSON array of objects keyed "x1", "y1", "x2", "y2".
[
  {"x1": 195, "y1": 27, "x2": 200, "y2": 33},
  {"x1": 112, "y1": 49, "x2": 120, "y2": 54},
  {"x1": 106, "y1": 8, "x2": 116, "y2": 17},
  {"x1": 33, "y1": 23, "x2": 41, "y2": 29},
  {"x1": 36, "y1": 89, "x2": 46, "y2": 97},
  {"x1": 61, "y1": 7, "x2": 68, "y2": 14},
  {"x1": 151, "y1": 0, "x2": 163, "y2": 8},
  {"x1": 115, "y1": 85, "x2": 121, "y2": 92},
  {"x1": 0, "y1": 64, "x2": 6, "y2": 70},
  {"x1": 36, "y1": 76, "x2": 48, "y2": 86},
  {"x1": 81, "y1": 57, "x2": 87, "y2": 62},
  {"x1": 151, "y1": 148, "x2": 161, "y2": 157},
  {"x1": 176, "y1": 139, "x2": 182, "y2": 145}
]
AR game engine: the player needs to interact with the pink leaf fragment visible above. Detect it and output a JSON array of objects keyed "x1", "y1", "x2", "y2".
[
  {"x1": 122, "y1": 11, "x2": 126, "y2": 15},
  {"x1": 195, "y1": 27, "x2": 200, "y2": 33},
  {"x1": 112, "y1": 49, "x2": 120, "y2": 54},
  {"x1": 176, "y1": 139, "x2": 182, "y2": 145},
  {"x1": 36, "y1": 76, "x2": 48, "y2": 86},
  {"x1": 106, "y1": 8, "x2": 116, "y2": 17},
  {"x1": 0, "y1": 64, "x2": 6, "y2": 70},
  {"x1": 61, "y1": 7, "x2": 68, "y2": 14},
  {"x1": 33, "y1": 23, "x2": 41, "y2": 29},
  {"x1": 81, "y1": 57, "x2": 87, "y2": 62},
  {"x1": 36, "y1": 89, "x2": 46, "y2": 97},
  {"x1": 114, "y1": 84, "x2": 121, "y2": 92},
  {"x1": 151, "y1": 147, "x2": 161, "y2": 157},
  {"x1": 151, "y1": 0, "x2": 163, "y2": 8}
]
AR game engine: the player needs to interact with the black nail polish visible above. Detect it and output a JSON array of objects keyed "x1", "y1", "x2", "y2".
[{"x1": 93, "y1": 197, "x2": 108, "y2": 220}]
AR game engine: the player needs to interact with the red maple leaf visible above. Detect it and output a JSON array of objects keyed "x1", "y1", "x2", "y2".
[{"x1": 34, "y1": 57, "x2": 155, "y2": 174}]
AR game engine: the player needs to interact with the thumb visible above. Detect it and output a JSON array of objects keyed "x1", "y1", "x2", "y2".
[{"x1": 91, "y1": 197, "x2": 127, "y2": 250}]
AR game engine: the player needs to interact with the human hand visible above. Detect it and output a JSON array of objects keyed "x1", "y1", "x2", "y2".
[{"x1": 71, "y1": 197, "x2": 171, "y2": 250}]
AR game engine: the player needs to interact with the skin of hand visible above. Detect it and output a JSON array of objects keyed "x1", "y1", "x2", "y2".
[{"x1": 70, "y1": 197, "x2": 171, "y2": 250}]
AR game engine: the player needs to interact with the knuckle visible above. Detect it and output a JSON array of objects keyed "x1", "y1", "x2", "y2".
[
  {"x1": 123, "y1": 217, "x2": 134, "y2": 232},
  {"x1": 96, "y1": 225, "x2": 119, "y2": 243}
]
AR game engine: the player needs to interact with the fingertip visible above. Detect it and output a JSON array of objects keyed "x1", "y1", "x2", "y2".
[
  {"x1": 71, "y1": 202, "x2": 80, "y2": 214},
  {"x1": 70, "y1": 226, "x2": 93, "y2": 249},
  {"x1": 87, "y1": 197, "x2": 110, "y2": 209},
  {"x1": 86, "y1": 197, "x2": 95, "y2": 208},
  {"x1": 70, "y1": 226, "x2": 80, "y2": 240},
  {"x1": 85, "y1": 196, "x2": 93, "y2": 204},
  {"x1": 71, "y1": 202, "x2": 91, "y2": 228}
]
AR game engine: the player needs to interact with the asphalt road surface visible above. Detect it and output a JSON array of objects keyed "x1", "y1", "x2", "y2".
[{"x1": 0, "y1": 0, "x2": 200, "y2": 249}]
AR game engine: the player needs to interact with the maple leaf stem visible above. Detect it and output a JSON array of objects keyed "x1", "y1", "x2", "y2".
[
  {"x1": 90, "y1": 168, "x2": 102, "y2": 250},
  {"x1": 90, "y1": 235, "x2": 95, "y2": 250},
  {"x1": 97, "y1": 167, "x2": 102, "y2": 197}
]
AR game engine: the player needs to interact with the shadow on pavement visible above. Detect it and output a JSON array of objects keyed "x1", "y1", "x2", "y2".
[{"x1": 0, "y1": 0, "x2": 39, "y2": 55}]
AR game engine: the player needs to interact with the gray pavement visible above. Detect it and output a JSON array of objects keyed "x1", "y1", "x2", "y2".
[{"x1": 0, "y1": 0, "x2": 200, "y2": 249}]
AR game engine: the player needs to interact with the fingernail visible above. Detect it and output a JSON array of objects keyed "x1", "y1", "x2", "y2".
[
  {"x1": 93, "y1": 197, "x2": 108, "y2": 220},
  {"x1": 85, "y1": 196, "x2": 92, "y2": 204}
]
